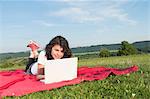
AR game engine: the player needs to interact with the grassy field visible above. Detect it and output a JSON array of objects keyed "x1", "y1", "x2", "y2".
[{"x1": 1, "y1": 54, "x2": 150, "y2": 99}]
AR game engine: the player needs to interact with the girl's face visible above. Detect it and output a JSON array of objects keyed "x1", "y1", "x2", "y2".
[{"x1": 51, "y1": 44, "x2": 64, "y2": 59}]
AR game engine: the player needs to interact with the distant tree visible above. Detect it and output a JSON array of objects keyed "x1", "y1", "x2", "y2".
[
  {"x1": 117, "y1": 41, "x2": 138, "y2": 56},
  {"x1": 99, "y1": 48, "x2": 110, "y2": 57}
]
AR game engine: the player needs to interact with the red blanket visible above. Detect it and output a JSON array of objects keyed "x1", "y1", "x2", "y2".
[{"x1": 0, "y1": 66, "x2": 138, "y2": 97}]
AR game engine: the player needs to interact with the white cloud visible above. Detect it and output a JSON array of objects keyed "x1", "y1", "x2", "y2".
[
  {"x1": 100, "y1": 5, "x2": 137, "y2": 25},
  {"x1": 52, "y1": 7, "x2": 83, "y2": 16},
  {"x1": 50, "y1": 0, "x2": 137, "y2": 25},
  {"x1": 33, "y1": 20, "x2": 54, "y2": 27},
  {"x1": 51, "y1": 7, "x2": 104, "y2": 23}
]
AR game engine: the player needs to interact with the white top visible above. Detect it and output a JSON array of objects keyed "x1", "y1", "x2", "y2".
[
  {"x1": 31, "y1": 50, "x2": 47, "y2": 75},
  {"x1": 37, "y1": 50, "x2": 47, "y2": 66}
]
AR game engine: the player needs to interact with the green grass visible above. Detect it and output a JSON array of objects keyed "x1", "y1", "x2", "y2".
[{"x1": 1, "y1": 54, "x2": 150, "y2": 99}]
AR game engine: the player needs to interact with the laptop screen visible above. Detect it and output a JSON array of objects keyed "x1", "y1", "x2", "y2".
[{"x1": 43, "y1": 57, "x2": 78, "y2": 84}]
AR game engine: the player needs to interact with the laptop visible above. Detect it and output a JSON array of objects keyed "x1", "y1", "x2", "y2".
[{"x1": 41, "y1": 57, "x2": 78, "y2": 84}]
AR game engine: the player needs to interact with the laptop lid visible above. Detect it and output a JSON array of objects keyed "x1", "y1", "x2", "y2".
[{"x1": 44, "y1": 57, "x2": 78, "y2": 84}]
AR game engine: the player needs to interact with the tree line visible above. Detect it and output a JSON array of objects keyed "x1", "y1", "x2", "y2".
[{"x1": 99, "y1": 41, "x2": 143, "y2": 57}]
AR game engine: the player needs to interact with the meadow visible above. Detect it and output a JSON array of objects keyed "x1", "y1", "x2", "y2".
[{"x1": 1, "y1": 54, "x2": 150, "y2": 99}]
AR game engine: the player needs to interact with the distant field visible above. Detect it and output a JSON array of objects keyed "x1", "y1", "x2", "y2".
[
  {"x1": 73, "y1": 51, "x2": 99, "y2": 55},
  {"x1": 1, "y1": 54, "x2": 150, "y2": 98},
  {"x1": 73, "y1": 50, "x2": 118, "y2": 55}
]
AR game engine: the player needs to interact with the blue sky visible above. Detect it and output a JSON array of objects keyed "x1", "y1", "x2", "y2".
[{"x1": 0, "y1": 0, "x2": 149, "y2": 53}]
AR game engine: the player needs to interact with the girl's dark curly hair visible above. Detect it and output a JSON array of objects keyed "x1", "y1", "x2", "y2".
[{"x1": 45, "y1": 36, "x2": 72, "y2": 60}]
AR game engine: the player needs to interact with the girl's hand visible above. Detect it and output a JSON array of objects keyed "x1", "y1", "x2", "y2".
[{"x1": 36, "y1": 75, "x2": 45, "y2": 80}]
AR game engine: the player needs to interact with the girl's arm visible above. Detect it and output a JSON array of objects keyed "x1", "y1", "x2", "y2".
[
  {"x1": 36, "y1": 51, "x2": 46, "y2": 80},
  {"x1": 37, "y1": 63, "x2": 45, "y2": 80},
  {"x1": 37, "y1": 63, "x2": 44, "y2": 75}
]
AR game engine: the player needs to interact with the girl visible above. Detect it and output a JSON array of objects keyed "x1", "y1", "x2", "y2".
[{"x1": 25, "y1": 36, "x2": 72, "y2": 79}]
